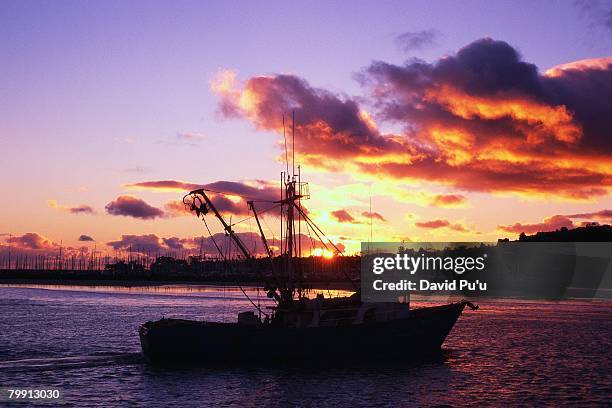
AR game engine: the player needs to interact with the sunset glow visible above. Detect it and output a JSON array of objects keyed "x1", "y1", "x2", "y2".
[
  {"x1": 1, "y1": 1, "x2": 611, "y2": 260},
  {"x1": 313, "y1": 248, "x2": 335, "y2": 259}
]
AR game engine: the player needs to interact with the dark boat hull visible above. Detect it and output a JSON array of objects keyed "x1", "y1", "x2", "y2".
[{"x1": 139, "y1": 302, "x2": 469, "y2": 365}]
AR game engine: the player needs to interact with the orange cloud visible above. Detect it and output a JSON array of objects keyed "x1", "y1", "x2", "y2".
[
  {"x1": 164, "y1": 200, "x2": 191, "y2": 217},
  {"x1": 424, "y1": 85, "x2": 582, "y2": 144},
  {"x1": 124, "y1": 180, "x2": 202, "y2": 192},
  {"x1": 498, "y1": 210, "x2": 612, "y2": 236},
  {"x1": 415, "y1": 219, "x2": 469, "y2": 232},
  {"x1": 545, "y1": 57, "x2": 612, "y2": 78},
  {"x1": 331, "y1": 209, "x2": 360, "y2": 224},
  {"x1": 0, "y1": 233, "x2": 92, "y2": 259},
  {"x1": 214, "y1": 39, "x2": 612, "y2": 200},
  {"x1": 125, "y1": 180, "x2": 277, "y2": 199},
  {"x1": 126, "y1": 180, "x2": 280, "y2": 218},
  {"x1": 361, "y1": 211, "x2": 386, "y2": 222},
  {"x1": 498, "y1": 215, "x2": 574, "y2": 235},
  {"x1": 48, "y1": 199, "x2": 95, "y2": 215},
  {"x1": 430, "y1": 194, "x2": 467, "y2": 208},
  {"x1": 105, "y1": 232, "x2": 342, "y2": 257},
  {"x1": 5, "y1": 232, "x2": 56, "y2": 250},
  {"x1": 565, "y1": 209, "x2": 612, "y2": 221}
]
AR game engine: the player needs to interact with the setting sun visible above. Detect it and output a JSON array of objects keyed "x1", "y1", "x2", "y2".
[{"x1": 312, "y1": 248, "x2": 334, "y2": 258}]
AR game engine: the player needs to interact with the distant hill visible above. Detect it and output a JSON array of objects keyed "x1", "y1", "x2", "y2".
[{"x1": 500, "y1": 224, "x2": 612, "y2": 242}]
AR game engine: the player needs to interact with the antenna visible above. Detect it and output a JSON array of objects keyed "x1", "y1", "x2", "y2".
[
  {"x1": 292, "y1": 110, "x2": 295, "y2": 177},
  {"x1": 283, "y1": 115, "x2": 289, "y2": 175},
  {"x1": 7, "y1": 233, "x2": 11, "y2": 270},
  {"x1": 298, "y1": 164, "x2": 301, "y2": 259},
  {"x1": 369, "y1": 193, "x2": 373, "y2": 253}
]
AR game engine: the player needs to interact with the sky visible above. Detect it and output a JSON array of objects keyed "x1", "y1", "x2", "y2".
[{"x1": 1, "y1": 0, "x2": 611, "y2": 257}]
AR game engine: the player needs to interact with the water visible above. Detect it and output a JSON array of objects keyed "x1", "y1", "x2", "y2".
[{"x1": 0, "y1": 285, "x2": 610, "y2": 407}]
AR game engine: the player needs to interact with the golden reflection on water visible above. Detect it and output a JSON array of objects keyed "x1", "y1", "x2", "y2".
[
  {"x1": 0, "y1": 283, "x2": 355, "y2": 299},
  {"x1": 2, "y1": 283, "x2": 607, "y2": 307}
]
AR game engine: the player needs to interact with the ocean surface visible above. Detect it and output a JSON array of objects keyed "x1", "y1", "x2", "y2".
[{"x1": 0, "y1": 284, "x2": 610, "y2": 407}]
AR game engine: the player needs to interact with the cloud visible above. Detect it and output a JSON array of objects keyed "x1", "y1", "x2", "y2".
[
  {"x1": 331, "y1": 209, "x2": 360, "y2": 223},
  {"x1": 498, "y1": 209, "x2": 612, "y2": 235},
  {"x1": 361, "y1": 211, "x2": 387, "y2": 222},
  {"x1": 68, "y1": 205, "x2": 95, "y2": 214},
  {"x1": 430, "y1": 194, "x2": 467, "y2": 208},
  {"x1": 122, "y1": 166, "x2": 152, "y2": 174},
  {"x1": 545, "y1": 57, "x2": 612, "y2": 77},
  {"x1": 450, "y1": 224, "x2": 469, "y2": 232},
  {"x1": 162, "y1": 237, "x2": 185, "y2": 250},
  {"x1": 125, "y1": 179, "x2": 277, "y2": 199},
  {"x1": 394, "y1": 29, "x2": 439, "y2": 52},
  {"x1": 214, "y1": 39, "x2": 612, "y2": 200},
  {"x1": 105, "y1": 196, "x2": 165, "y2": 220},
  {"x1": 361, "y1": 39, "x2": 612, "y2": 199},
  {"x1": 176, "y1": 132, "x2": 205, "y2": 143},
  {"x1": 107, "y1": 234, "x2": 167, "y2": 253},
  {"x1": 106, "y1": 232, "x2": 342, "y2": 257},
  {"x1": 565, "y1": 209, "x2": 612, "y2": 221},
  {"x1": 383, "y1": 188, "x2": 470, "y2": 208},
  {"x1": 78, "y1": 235, "x2": 94, "y2": 242},
  {"x1": 48, "y1": 199, "x2": 95, "y2": 215},
  {"x1": 5, "y1": 232, "x2": 56, "y2": 250},
  {"x1": 1, "y1": 233, "x2": 95, "y2": 258},
  {"x1": 575, "y1": 0, "x2": 612, "y2": 33},
  {"x1": 124, "y1": 180, "x2": 202, "y2": 192},
  {"x1": 211, "y1": 70, "x2": 394, "y2": 168},
  {"x1": 415, "y1": 219, "x2": 469, "y2": 232},
  {"x1": 159, "y1": 132, "x2": 207, "y2": 147},
  {"x1": 126, "y1": 179, "x2": 280, "y2": 217},
  {"x1": 164, "y1": 200, "x2": 191, "y2": 217},
  {"x1": 498, "y1": 215, "x2": 574, "y2": 235}
]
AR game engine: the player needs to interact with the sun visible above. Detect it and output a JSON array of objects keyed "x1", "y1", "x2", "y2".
[{"x1": 313, "y1": 248, "x2": 334, "y2": 258}]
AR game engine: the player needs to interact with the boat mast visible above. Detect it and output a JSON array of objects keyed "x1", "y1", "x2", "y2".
[
  {"x1": 183, "y1": 188, "x2": 282, "y2": 303},
  {"x1": 286, "y1": 172, "x2": 294, "y2": 298},
  {"x1": 188, "y1": 189, "x2": 252, "y2": 258}
]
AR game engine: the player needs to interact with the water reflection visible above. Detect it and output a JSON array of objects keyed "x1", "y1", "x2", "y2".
[
  {"x1": 0, "y1": 283, "x2": 354, "y2": 299},
  {"x1": 0, "y1": 285, "x2": 610, "y2": 406},
  {"x1": 137, "y1": 362, "x2": 456, "y2": 407}
]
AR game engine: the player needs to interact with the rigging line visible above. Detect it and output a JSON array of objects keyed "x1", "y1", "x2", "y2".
[
  {"x1": 228, "y1": 203, "x2": 282, "y2": 228},
  {"x1": 247, "y1": 216, "x2": 255, "y2": 255},
  {"x1": 201, "y1": 216, "x2": 270, "y2": 316},
  {"x1": 260, "y1": 214, "x2": 279, "y2": 248},
  {"x1": 197, "y1": 188, "x2": 276, "y2": 202},
  {"x1": 294, "y1": 204, "x2": 343, "y2": 255},
  {"x1": 304, "y1": 220, "x2": 316, "y2": 256},
  {"x1": 225, "y1": 216, "x2": 232, "y2": 260},
  {"x1": 302, "y1": 217, "x2": 331, "y2": 251},
  {"x1": 294, "y1": 204, "x2": 358, "y2": 291}
]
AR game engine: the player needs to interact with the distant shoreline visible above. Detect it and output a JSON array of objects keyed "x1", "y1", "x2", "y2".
[{"x1": 0, "y1": 278, "x2": 356, "y2": 291}]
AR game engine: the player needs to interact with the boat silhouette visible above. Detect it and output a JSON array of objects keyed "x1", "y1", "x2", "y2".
[
  {"x1": 139, "y1": 298, "x2": 473, "y2": 364},
  {"x1": 139, "y1": 118, "x2": 476, "y2": 365}
]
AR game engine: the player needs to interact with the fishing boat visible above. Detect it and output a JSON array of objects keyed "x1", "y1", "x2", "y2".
[{"x1": 139, "y1": 125, "x2": 476, "y2": 365}]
